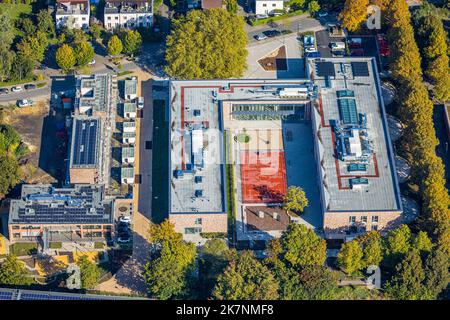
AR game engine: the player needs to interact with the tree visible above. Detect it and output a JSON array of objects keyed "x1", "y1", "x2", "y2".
[
  {"x1": 423, "y1": 249, "x2": 449, "y2": 299},
  {"x1": 385, "y1": 224, "x2": 411, "y2": 256},
  {"x1": 212, "y1": 251, "x2": 279, "y2": 300},
  {"x1": 384, "y1": 250, "x2": 425, "y2": 300},
  {"x1": 337, "y1": 241, "x2": 364, "y2": 275},
  {"x1": 89, "y1": 24, "x2": 102, "y2": 40},
  {"x1": 0, "y1": 155, "x2": 20, "y2": 197},
  {"x1": 74, "y1": 41, "x2": 95, "y2": 67},
  {"x1": 357, "y1": 231, "x2": 383, "y2": 268},
  {"x1": 283, "y1": 186, "x2": 309, "y2": 213},
  {"x1": 17, "y1": 32, "x2": 48, "y2": 64},
  {"x1": 297, "y1": 265, "x2": 340, "y2": 300},
  {"x1": 77, "y1": 255, "x2": 101, "y2": 289},
  {"x1": 308, "y1": 0, "x2": 321, "y2": 14},
  {"x1": 339, "y1": 0, "x2": 369, "y2": 32},
  {"x1": 37, "y1": 9, "x2": 55, "y2": 38},
  {"x1": 56, "y1": 44, "x2": 76, "y2": 72},
  {"x1": 121, "y1": 29, "x2": 142, "y2": 57},
  {"x1": 280, "y1": 223, "x2": 327, "y2": 267},
  {"x1": 225, "y1": 0, "x2": 238, "y2": 13},
  {"x1": 0, "y1": 254, "x2": 31, "y2": 286},
  {"x1": 107, "y1": 35, "x2": 123, "y2": 56},
  {"x1": 11, "y1": 53, "x2": 34, "y2": 81},
  {"x1": 412, "y1": 231, "x2": 433, "y2": 254},
  {"x1": 0, "y1": 13, "x2": 14, "y2": 49},
  {"x1": 198, "y1": 239, "x2": 237, "y2": 299},
  {"x1": 144, "y1": 220, "x2": 196, "y2": 299},
  {"x1": 20, "y1": 18, "x2": 36, "y2": 35},
  {"x1": 0, "y1": 46, "x2": 14, "y2": 82},
  {"x1": 165, "y1": 9, "x2": 248, "y2": 79}
]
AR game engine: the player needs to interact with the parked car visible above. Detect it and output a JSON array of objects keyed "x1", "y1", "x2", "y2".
[
  {"x1": 119, "y1": 215, "x2": 132, "y2": 224},
  {"x1": 0, "y1": 88, "x2": 9, "y2": 95},
  {"x1": 306, "y1": 52, "x2": 321, "y2": 58},
  {"x1": 263, "y1": 30, "x2": 281, "y2": 38},
  {"x1": 137, "y1": 96, "x2": 144, "y2": 109},
  {"x1": 332, "y1": 50, "x2": 346, "y2": 57},
  {"x1": 88, "y1": 59, "x2": 95, "y2": 65},
  {"x1": 17, "y1": 99, "x2": 33, "y2": 107},
  {"x1": 24, "y1": 84, "x2": 36, "y2": 90},
  {"x1": 117, "y1": 222, "x2": 130, "y2": 233},
  {"x1": 255, "y1": 34, "x2": 268, "y2": 41},
  {"x1": 318, "y1": 12, "x2": 328, "y2": 17},
  {"x1": 256, "y1": 14, "x2": 269, "y2": 19},
  {"x1": 117, "y1": 236, "x2": 131, "y2": 243},
  {"x1": 330, "y1": 42, "x2": 346, "y2": 51},
  {"x1": 348, "y1": 38, "x2": 362, "y2": 49},
  {"x1": 11, "y1": 86, "x2": 23, "y2": 92}
]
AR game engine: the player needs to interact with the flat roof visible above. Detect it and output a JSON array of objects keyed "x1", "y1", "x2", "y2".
[
  {"x1": 169, "y1": 79, "x2": 312, "y2": 215},
  {"x1": 121, "y1": 167, "x2": 134, "y2": 178},
  {"x1": 122, "y1": 147, "x2": 135, "y2": 157},
  {"x1": 9, "y1": 185, "x2": 113, "y2": 225},
  {"x1": 69, "y1": 117, "x2": 101, "y2": 168},
  {"x1": 307, "y1": 57, "x2": 401, "y2": 212}
]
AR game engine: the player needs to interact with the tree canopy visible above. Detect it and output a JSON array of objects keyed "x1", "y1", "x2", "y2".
[
  {"x1": 279, "y1": 224, "x2": 327, "y2": 267},
  {"x1": 339, "y1": 0, "x2": 369, "y2": 32},
  {"x1": 337, "y1": 240, "x2": 364, "y2": 275},
  {"x1": 165, "y1": 9, "x2": 248, "y2": 79},
  {"x1": 77, "y1": 255, "x2": 101, "y2": 289},
  {"x1": 56, "y1": 44, "x2": 76, "y2": 72},
  {"x1": 0, "y1": 254, "x2": 32, "y2": 286},
  {"x1": 74, "y1": 41, "x2": 95, "y2": 67},
  {"x1": 283, "y1": 186, "x2": 309, "y2": 213},
  {"x1": 107, "y1": 35, "x2": 123, "y2": 56},
  {"x1": 121, "y1": 29, "x2": 142, "y2": 56},
  {"x1": 212, "y1": 251, "x2": 279, "y2": 300}
]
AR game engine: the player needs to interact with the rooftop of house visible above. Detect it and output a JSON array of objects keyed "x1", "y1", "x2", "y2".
[
  {"x1": 56, "y1": 0, "x2": 90, "y2": 15},
  {"x1": 121, "y1": 167, "x2": 135, "y2": 178},
  {"x1": 122, "y1": 147, "x2": 135, "y2": 158},
  {"x1": 201, "y1": 0, "x2": 223, "y2": 9},
  {"x1": 9, "y1": 184, "x2": 113, "y2": 225},
  {"x1": 104, "y1": 0, "x2": 153, "y2": 14},
  {"x1": 306, "y1": 57, "x2": 401, "y2": 213},
  {"x1": 69, "y1": 116, "x2": 101, "y2": 169},
  {"x1": 75, "y1": 74, "x2": 117, "y2": 115}
]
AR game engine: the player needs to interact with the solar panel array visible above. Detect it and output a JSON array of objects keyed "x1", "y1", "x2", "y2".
[
  {"x1": 351, "y1": 62, "x2": 369, "y2": 77},
  {"x1": 316, "y1": 61, "x2": 336, "y2": 77},
  {"x1": 0, "y1": 288, "x2": 143, "y2": 300},
  {"x1": 338, "y1": 99, "x2": 358, "y2": 125},
  {"x1": 11, "y1": 185, "x2": 111, "y2": 225},
  {"x1": 71, "y1": 118, "x2": 100, "y2": 167}
]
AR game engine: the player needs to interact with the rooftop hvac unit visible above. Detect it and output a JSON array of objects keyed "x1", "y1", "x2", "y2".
[{"x1": 258, "y1": 211, "x2": 265, "y2": 218}]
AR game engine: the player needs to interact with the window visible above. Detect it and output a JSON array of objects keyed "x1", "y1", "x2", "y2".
[
  {"x1": 361, "y1": 216, "x2": 367, "y2": 223},
  {"x1": 185, "y1": 227, "x2": 201, "y2": 235},
  {"x1": 12, "y1": 226, "x2": 20, "y2": 230},
  {"x1": 263, "y1": 4, "x2": 267, "y2": 6},
  {"x1": 372, "y1": 216, "x2": 379, "y2": 223},
  {"x1": 115, "y1": 16, "x2": 119, "y2": 20},
  {"x1": 195, "y1": 218, "x2": 202, "y2": 225},
  {"x1": 371, "y1": 225, "x2": 378, "y2": 231},
  {"x1": 108, "y1": 16, "x2": 111, "y2": 20},
  {"x1": 273, "y1": 3, "x2": 276, "y2": 6},
  {"x1": 349, "y1": 216, "x2": 356, "y2": 223},
  {"x1": 13, "y1": 233, "x2": 20, "y2": 238}
]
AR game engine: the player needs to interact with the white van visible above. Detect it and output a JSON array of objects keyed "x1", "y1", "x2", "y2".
[{"x1": 330, "y1": 42, "x2": 346, "y2": 51}]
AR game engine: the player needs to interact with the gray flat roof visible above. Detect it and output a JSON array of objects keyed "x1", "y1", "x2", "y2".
[
  {"x1": 307, "y1": 57, "x2": 401, "y2": 212},
  {"x1": 169, "y1": 79, "x2": 313, "y2": 215}
]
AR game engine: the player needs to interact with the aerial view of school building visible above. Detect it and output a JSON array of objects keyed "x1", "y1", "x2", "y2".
[{"x1": 168, "y1": 57, "x2": 402, "y2": 246}]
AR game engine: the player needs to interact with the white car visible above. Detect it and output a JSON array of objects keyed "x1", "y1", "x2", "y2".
[
  {"x1": 137, "y1": 96, "x2": 144, "y2": 109},
  {"x1": 11, "y1": 86, "x2": 23, "y2": 92},
  {"x1": 17, "y1": 99, "x2": 33, "y2": 107},
  {"x1": 88, "y1": 59, "x2": 95, "y2": 65},
  {"x1": 318, "y1": 12, "x2": 328, "y2": 18},
  {"x1": 117, "y1": 236, "x2": 131, "y2": 243},
  {"x1": 304, "y1": 46, "x2": 317, "y2": 53},
  {"x1": 255, "y1": 34, "x2": 268, "y2": 41},
  {"x1": 256, "y1": 14, "x2": 269, "y2": 19},
  {"x1": 119, "y1": 215, "x2": 132, "y2": 224}
]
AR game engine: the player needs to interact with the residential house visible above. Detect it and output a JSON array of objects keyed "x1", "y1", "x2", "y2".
[
  {"x1": 104, "y1": 0, "x2": 154, "y2": 30},
  {"x1": 254, "y1": 0, "x2": 283, "y2": 16},
  {"x1": 55, "y1": 0, "x2": 90, "y2": 30}
]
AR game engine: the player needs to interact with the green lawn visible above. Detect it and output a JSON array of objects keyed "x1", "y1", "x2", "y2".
[
  {"x1": 0, "y1": 3, "x2": 33, "y2": 38},
  {"x1": 9, "y1": 242, "x2": 38, "y2": 256},
  {"x1": 151, "y1": 99, "x2": 169, "y2": 223}
]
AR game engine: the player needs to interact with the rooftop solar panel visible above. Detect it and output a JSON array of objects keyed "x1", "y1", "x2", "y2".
[
  {"x1": 71, "y1": 118, "x2": 100, "y2": 167},
  {"x1": 338, "y1": 99, "x2": 358, "y2": 124},
  {"x1": 316, "y1": 61, "x2": 336, "y2": 77},
  {"x1": 351, "y1": 62, "x2": 369, "y2": 77}
]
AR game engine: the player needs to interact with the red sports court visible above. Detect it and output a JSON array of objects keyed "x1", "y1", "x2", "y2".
[{"x1": 240, "y1": 151, "x2": 288, "y2": 203}]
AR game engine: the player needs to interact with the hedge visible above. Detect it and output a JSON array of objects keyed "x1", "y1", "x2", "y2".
[{"x1": 248, "y1": 10, "x2": 306, "y2": 26}]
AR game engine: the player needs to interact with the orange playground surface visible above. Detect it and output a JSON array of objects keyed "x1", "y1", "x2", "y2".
[{"x1": 240, "y1": 151, "x2": 288, "y2": 203}]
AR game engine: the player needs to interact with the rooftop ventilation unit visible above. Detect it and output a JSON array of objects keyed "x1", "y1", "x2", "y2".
[
  {"x1": 258, "y1": 211, "x2": 265, "y2": 218},
  {"x1": 195, "y1": 190, "x2": 203, "y2": 197}
]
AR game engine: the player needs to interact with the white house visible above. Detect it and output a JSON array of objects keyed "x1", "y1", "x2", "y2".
[
  {"x1": 122, "y1": 121, "x2": 136, "y2": 133},
  {"x1": 254, "y1": 0, "x2": 283, "y2": 16},
  {"x1": 122, "y1": 132, "x2": 136, "y2": 144},
  {"x1": 123, "y1": 77, "x2": 138, "y2": 100},
  {"x1": 122, "y1": 102, "x2": 137, "y2": 119},
  {"x1": 55, "y1": 0, "x2": 90, "y2": 30},
  {"x1": 104, "y1": 0, "x2": 154, "y2": 30},
  {"x1": 122, "y1": 147, "x2": 135, "y2": 164},
  {"x1": 121, "y1": 167, "x2": 135, "y2": 184}
]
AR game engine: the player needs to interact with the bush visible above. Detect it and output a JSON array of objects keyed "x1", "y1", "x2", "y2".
[
  {"x1": 9, "y1": 243, "x2": 38, "y2": 256},
  {"x1": 94, "y1": 242, "x2": 105, "y2": 249}
]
